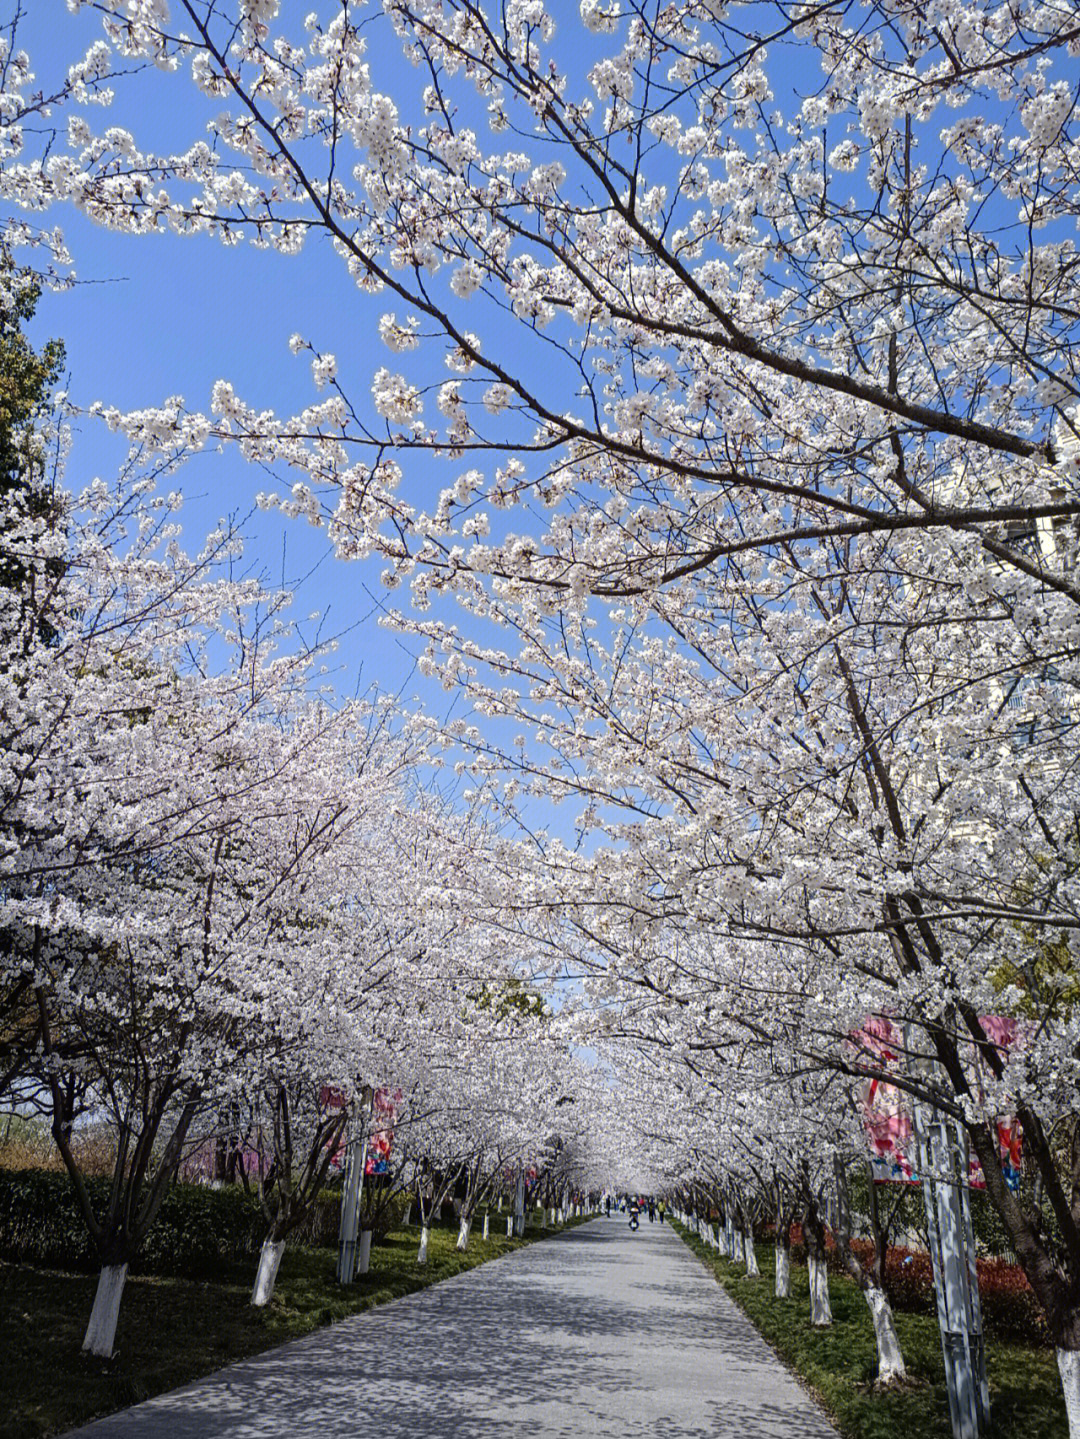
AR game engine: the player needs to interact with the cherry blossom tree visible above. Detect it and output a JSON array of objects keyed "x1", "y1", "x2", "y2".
[
  {"x1": 10, "y1": 2, "x2": 1080, "y2": 1423},
  {"x1": 0, "y1": 421, "x2": 446, "y2": 1347}
]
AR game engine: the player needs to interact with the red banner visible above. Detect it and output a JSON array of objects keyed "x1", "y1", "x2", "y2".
[{"x1": 853, "y1": 1015, "x2": 1022, "y2": 1189}]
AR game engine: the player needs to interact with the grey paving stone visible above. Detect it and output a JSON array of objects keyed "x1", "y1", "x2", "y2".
[{"x1": 66, "y1": 1218, "x2": 839, "y2": 1437}]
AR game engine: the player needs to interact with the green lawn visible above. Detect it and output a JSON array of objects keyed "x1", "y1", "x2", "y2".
[
  {"x1": 0, "y1": 1215, "x2": 588, "y2": 1439},
  {"x1": 671, "y1": 1220, "x2": 1066, "y2": 1439}
]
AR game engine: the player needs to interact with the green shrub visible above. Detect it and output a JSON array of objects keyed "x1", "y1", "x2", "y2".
[
  {"x1": 0, "y1": 1168, "x2": 99, "y2": 1270},
  {"x1": 367, "y1": 1194, "x2": 408, "y2": 1245},
  {"x1": 0, "y1": 1170, "x2": 341, "y2": 1276}
]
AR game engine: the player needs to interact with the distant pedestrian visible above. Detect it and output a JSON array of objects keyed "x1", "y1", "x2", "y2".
[
  {"x1": 648, "y1": 1199, "x2": 655, "y2": 1222},
  {"x1": 658, "y1": 1199, "x2": 666, "y2": 1224}
]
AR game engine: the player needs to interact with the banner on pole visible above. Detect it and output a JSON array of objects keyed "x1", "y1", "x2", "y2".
[
  {"x1": 365, "y1": 1086, "x2": 402, "y2": 1176},
  {"x1": 853, "y1": 1015, "x2": 1022, "y2": 1190}
]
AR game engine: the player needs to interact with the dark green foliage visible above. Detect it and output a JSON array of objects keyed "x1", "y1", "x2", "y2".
[
  {"x1": 467, "y1": 976, "x2": 548, "y2": 1023},
  {"x1": 0, "y1": 1170, "x2": 341, "y2": 1276},
  {"x1": 0, "y1": 258, "x2": 65, "y2": 602},
  {"x1": 0, "y1": 261, "x2": 64, "y2": 499}
]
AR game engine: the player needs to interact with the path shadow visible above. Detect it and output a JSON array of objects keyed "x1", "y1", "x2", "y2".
[{"x1": 69, "y1": 1221, "x2": 837, "y2": 1439}]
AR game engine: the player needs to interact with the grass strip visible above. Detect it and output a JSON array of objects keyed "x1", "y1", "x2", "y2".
[
  {"x1": 671, "y1": 1219, "x2": 1066, "y2": 1439},
  {"x1": 1, "y1": 1214, "x2": 590, "y2": 1439}
]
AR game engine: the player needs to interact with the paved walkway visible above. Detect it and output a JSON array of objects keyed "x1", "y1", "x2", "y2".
[{"x1": 69, "y1": 1218, "x2": 838, "y2": 1438}]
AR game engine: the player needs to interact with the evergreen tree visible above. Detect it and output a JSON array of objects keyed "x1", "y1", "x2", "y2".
[{"x1": 0, "y1": 256, "x2": 64, "y2": 595}]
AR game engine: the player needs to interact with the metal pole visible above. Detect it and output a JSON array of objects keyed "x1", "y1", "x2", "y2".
[
  {"x1": 913, "y1": 1098, "x2": 981, "y2": 1439},
  {"x1": 513, "y1": 1165, "x2": 525, "y2": 1237},
  {"x1": 336, "y1": 1085, "x2": 373, "y2": 1286},
  {"x1": 955, "y1": 1124, "x2": 991, "y2": 1431}
]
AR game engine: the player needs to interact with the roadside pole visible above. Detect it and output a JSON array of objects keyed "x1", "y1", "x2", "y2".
[
  {"x1": 912, "y1": 1100, "x2": 989, "y2": 1437},
  {"x1": 336, "y1": 1084, "x2": 374, "y2": 1285}
]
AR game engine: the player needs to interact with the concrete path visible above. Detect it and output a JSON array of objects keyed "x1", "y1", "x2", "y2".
[{"x1": 68, "y1": 1218, "x2": 839, "y2": 1438}]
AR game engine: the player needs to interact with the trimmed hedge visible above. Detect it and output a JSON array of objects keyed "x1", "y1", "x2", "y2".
[
  {"x1": 0, "y1": 1170, "x2": 342, "y2": 1276},
  {"x1": 777, "y1": 1223, "x2": 1045, "y2": 1343}
]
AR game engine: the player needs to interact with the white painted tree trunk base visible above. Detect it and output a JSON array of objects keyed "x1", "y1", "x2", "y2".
[
  {"x1": 809, "y1": 1255, "x2": 833, "y2": 1326},
  {"x1": 482, "y1": 1213, "x2": 490, "y2": 1241},
  {"x1": 744, "y1": 1235, "x2": 760, "y2": 1276},
  {"x1": 251, "y1": 1240, "x2": 285, "y2": 1307},
  {"x1": 357, "y1": 1229, "x2": 372, "y2": 1275},
  {"x1": 506, "y1": 1216, "x2": 513, "y2": 1237},
  {"x1": 402, "y1": 1203, "x2": 412, "y2": 1227},
  {"x1": 1058, "y1": 1349, "x2": 1080, "y2": 1439},
  {"x1": 865, "y1": 1287, "x2": 906, "y2": 1385},
  {"x1": 717, "y1": 1230, "x2": 729, "y2": 1257},
  {"x1": 83, "y1": 1263, "x2": 128, "y2": 1356},
  {"x1": 456, "y1": 1216, "x2": 472, "y2": 1252},
  {"x1": 417, "y1": 1225, "x2": 430, "y2": 1265},
  {"x1": 775, "y1": 1245, "x2": 790, "y2": 1298}
]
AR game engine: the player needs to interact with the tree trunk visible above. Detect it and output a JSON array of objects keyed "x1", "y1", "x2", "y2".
[
  {"x1": 803, "y1": 1187, "x2": 833, "y2": 1326},
  {"x1": 506, "y1": 1215, "x2": 513, "y2": 1237},
  {"x1": 482, "y1": 1212, "x2": 489, "y2": 1241},
  {"x1": 1058, "y1": 1349, "x2": 1080, "y2": 1439},
  {"x1": 402, "y1": 1202, "x2": 412, "y2": 1226},
  {"x1": 832, "y1": 1156, "x2": 904, "y2": 1381},
  {"x1": 744, "y1": 1233, "x2": 760, "y2": 1277},
  {"x1": 865, "y1": 1286, "x2": 906, "y2": 1385},
  {"x1": 808, "y1": 1255, "x2": 833, "y2": 1326},
  {"x1": 456, "y1": 1215, "x2": 472, "y2": 1252},
  {"x1": 417, "y1": 1225, "x2": 430, "y2": 1265},
  {"x1": 357, "y1": 1228, "x2": 372, "y2": 1275},
  {"x1": 775, "y1": 1242, "x2": 791, "y2": 1298},
  {"x1": 251, "y1": 1239, "x2": 285, "y2": 1307},
  {"x1": 82, "y1": 1264, "x2": 128, "y2": 1356},
  {"x1": 865, "y1": 1163, "x2": 889, "y2": 1290}
]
